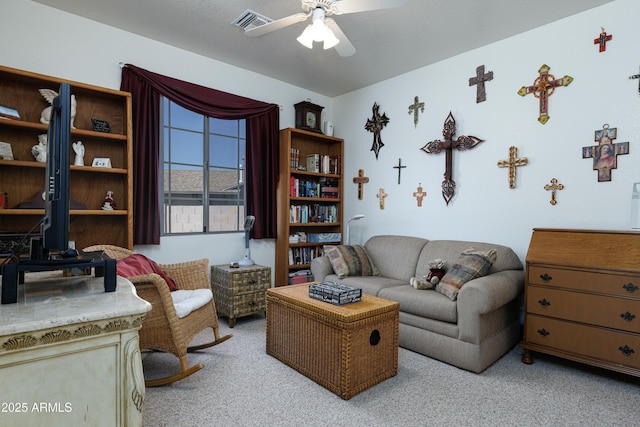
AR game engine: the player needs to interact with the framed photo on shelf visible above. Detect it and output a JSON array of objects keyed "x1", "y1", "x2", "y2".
[
  {"x1": 0, "y1": 105, "x2": 20, "y2": 120},
  {"x1": 92, "y1": 157, "x2": 112, "y2": 168},
  {"x1": 0, "y1": 141, "x2": 13, "y2": 160}
]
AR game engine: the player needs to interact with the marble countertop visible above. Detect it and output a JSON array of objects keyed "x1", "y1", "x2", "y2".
[{"x1": 0, "y1": 271, "x2": 151, "y2": 336}]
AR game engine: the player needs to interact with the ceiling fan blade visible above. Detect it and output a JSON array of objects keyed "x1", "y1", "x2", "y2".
[
  {"x1": 325, "y1": 19, "x2": 356, "y2": 57},
  {"x1": 245, "y1": 12, "x2": 310, "y2": 37},
  {"x1": 333, "y1": 0, "x2": 406, "y2": 15}
]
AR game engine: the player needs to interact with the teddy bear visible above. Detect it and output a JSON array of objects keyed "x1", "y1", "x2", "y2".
[{"x1": 410, "y1": 259, "x2": 447, "y2": 290}]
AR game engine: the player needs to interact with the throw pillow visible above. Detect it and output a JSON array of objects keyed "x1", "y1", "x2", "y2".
[
  {"x1": 117, "y1": 253, "x2": 178, "y2": 291},
  {"x1": 436, "y1": 248, "x2": 497, "y2": 300},
  {"x1": 324, "y1": 244, "x2": 379, "y2": 279}
]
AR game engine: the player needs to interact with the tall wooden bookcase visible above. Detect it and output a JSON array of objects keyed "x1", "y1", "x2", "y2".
[
  {"x1": 0, "y1": 65, "x2": 133, "y2": 250},
  {"x1": 275, "y1": 128, "x2": 344, "y2": 286}
]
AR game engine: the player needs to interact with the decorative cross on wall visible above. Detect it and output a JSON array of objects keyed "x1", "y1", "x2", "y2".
[
  {"x1": 393, "y1": 158, "x2": 406, "y2": 184},
  {"x1": 544, "y1": 178, "x2": 564, "y2": 205},
  {"x1": 421, "y1": 112, "x2": 484, "y2": 205},
  {"x1": 469, "y1": 65, "x2": 493, "y2": 103},
  {"x1": 364, "y1": 102, "x2": 390, "y2": 159},
  {"x1": 594, "y1": 28, "x2": 612, "y2": 52},
  {"x1": 582, "y1": 124, "x2": 629, "y2": 182},
  {"x1": 497, "y1": 146, "x2": 528, "y2": 189},
  {"x1": 413, "y1": 184, "x2": 426, "y2": 207},
  {"x1": 352, "y1": 169, "x2": 369, "y2": 200},
  {"x1": 408, "y1": 96, "x2": 425, "y2": 128},
  {"x1": 376, "y1": 188, "x2": 388, "y2": 209},
  {"x1": 629, "y1": 67, "x2": 640, "y2": 95},
  {"x1": 518, "y1": 64, "x2": 573, "y2": 124}
]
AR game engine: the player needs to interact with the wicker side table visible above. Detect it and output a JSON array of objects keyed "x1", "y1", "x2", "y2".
[{"x1": 210, "y1": 264, "x2": 271, "y2": 327}]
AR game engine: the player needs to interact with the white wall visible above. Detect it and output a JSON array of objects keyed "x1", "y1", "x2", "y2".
[
  {"x1": 2, "y1": 0, "x2": 638, "y2": 274},
  {"x1": 335, "y1": 0, "x2": 640, "y2": 262},
  {"x1": 0, "y1": 0, "x2": 333, "y2": 277}
]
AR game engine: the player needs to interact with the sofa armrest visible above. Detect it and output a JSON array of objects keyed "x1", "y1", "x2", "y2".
[
  {"x1": 310, "y1": 256, "x2": 334, "y2": 283},
  {"x1": 457, "y1": 269, "x2": 524, "y2": 343}
]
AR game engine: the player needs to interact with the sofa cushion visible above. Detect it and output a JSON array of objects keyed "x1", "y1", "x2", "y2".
[
  {"x1": 437, "y1": 248, "x2": 497, "y2": 300},
  {"x1": 364, "y1": 235, "x2": 429, "y2": 281},
  {"x1": 117, "y1": 253, "x2": 178, "y2": 291},
  {"x1": 324, "y1": 244, "x2": 379, "y2": 279},
  {"x1": 379, "y1": 285, "x2": 458, "y2": 323}
]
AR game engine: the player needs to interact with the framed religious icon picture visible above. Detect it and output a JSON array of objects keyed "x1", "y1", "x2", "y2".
[{"x1": 294, "y1": 101, "x2": 323, "y2": 133}]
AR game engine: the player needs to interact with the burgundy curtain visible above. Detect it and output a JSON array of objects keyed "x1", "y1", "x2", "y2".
[{"x1": 120, "y1": 64, "x2": 279, "y2": 244}]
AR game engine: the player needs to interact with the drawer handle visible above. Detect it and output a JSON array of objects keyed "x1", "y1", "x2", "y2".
[
  {"x1": 537, "y1": 328, "x2": 550, "y2": 337},
  {"x1": 540, "y1": 273, "x2": 552, "y2": 282},
  {"x1": 538, "y1": 298, "x2": 551, "y2": 308},
  {"x1": 620, "y1": 311, "x2": 636, "y2": 322},
  {"x1": 618, "y1": 345, "x2": 635, "y2": 356},
  {"x1": 248, "y1": 279, "x2": 257, "y2": 285},
  {"x1": 623, "y1": 283, "x2": 639, "y2": 293}
]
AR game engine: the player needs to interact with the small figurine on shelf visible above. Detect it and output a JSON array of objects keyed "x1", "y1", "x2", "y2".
[
  {"x1": 101, "y1": 190, "x2": 117, "y2": 210},
  {"x1": 31, "y1": 134, "x2": 47, "y2": 163},
  {"x1": 72, "y1": 141, "x2": 85, "y2": 166}
]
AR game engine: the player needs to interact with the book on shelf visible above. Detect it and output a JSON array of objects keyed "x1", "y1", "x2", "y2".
[
  {"x1": 306, "y1": 154, "x2": 320, "y2": 173},
  {"x1": 290, "y1": 148, "x2": 300, "y2": 169}
]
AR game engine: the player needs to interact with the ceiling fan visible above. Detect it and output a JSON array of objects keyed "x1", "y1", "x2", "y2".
[{"x1": 244, "y1": 0, "x2": 406, "y2": 57}]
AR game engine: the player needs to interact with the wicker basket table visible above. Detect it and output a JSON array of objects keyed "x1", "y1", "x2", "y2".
[
  {"x1": 210, "y1": 264, "x2": 271, "y2": 327},
  {"x1": 266, "y1": 283, "x2": 399, "y2": 400}
]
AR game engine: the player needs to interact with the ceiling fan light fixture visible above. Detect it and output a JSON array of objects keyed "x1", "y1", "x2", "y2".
[
  {"x1": 296, "y1": 25, "x2": 314, "y2": 48},
  {"x1": 322, "y1": 26, "x2": 339, "y2": 49}
]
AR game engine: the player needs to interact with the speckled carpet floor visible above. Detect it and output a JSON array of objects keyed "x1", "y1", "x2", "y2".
[{"x1": 142, "y1": 316, "x2": 638, "y2": 427}]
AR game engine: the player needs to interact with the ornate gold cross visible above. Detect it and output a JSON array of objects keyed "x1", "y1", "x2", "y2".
[
  {"x1": 518, "y1": 64, "x2": 573, "y2": 124},
  {"x1": 421, "y1": 112, "x2": 484, "y2": 205},
  {"x1": 497, "y1": 146, "x2": 528, "y2": 189},
  {"x1": 544, "y1": 178, "x2": 564, "y2": 205},
  {"x1": 352, "y1": 169, "x2": 369, "y2": 200}
]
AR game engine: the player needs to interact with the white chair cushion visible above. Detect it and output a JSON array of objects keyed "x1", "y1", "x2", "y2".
[{"x1": 170, "y1": 289, "x2": 213, "y2": 319}]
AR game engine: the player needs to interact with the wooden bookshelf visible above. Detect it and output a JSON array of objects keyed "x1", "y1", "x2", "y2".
[
  {"x1": 0, "y1": 65, "x2": 133, "y2": 250},
  {"x1": 275, "y1": 128, "x2": 344, "y2": 286}
]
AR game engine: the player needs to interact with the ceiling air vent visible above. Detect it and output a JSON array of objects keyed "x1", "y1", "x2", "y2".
[{"x1": 231, "y1": 9, "x2": 273, "y2": 31}]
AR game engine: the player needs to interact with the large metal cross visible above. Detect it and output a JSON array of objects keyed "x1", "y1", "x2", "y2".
[
  {"x1": 518, "y1": 64, "x2": 573, "y2": 124},
  {"x1": 421, "y1": 112, "x2": 484, "y2": 205},
  {"x1": 469, "y1": 65, "x2": 493, "y2": 103}
]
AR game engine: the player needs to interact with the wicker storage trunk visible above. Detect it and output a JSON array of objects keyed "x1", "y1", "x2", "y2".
[{"x1": 266, "y1": 284, "x2": 399, "y2": 400}]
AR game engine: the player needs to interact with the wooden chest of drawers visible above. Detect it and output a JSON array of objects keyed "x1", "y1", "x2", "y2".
[
  {"x1": 521, "y1": 228, "x2": 640, "y2": 377},
  {"x1": 210, "y1": 264, "x2": 271, "y2": 327}
]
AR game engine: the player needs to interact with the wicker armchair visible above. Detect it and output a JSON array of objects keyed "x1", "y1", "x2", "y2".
[{"x1": 83, "y1": 244, "x2": 232, "y2": 387}]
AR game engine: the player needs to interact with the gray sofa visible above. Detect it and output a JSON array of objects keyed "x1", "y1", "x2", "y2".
[{"x1": 310, "y1": 235, "x2": 524, "y2": 373}]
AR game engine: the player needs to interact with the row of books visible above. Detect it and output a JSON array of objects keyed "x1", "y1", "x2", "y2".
[
  {"x1": 305, "y1": 154, "x2": 340, "y2": 175},
  {"x1": 288, "y1": 246, "x2": 326, "y2": 266},
  {"x1": 288, "y1": 269, "x2": 313, "y2": 285},
  {"x1": 290, "y1": 204, "x2": 338, "y2": 223},
  {"x1": 289, "y1": 176, "x2": 339, "y2": 198}
]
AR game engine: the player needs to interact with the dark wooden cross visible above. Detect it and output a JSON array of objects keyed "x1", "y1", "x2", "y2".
[
  {"x1": 497, "y1": 146, "x2": 528, "y2": 189},
  {"x1": 413, "y1": 184, "x2": 426, "y2": 207},
  {"x1": 393, "y1": 158, "x2": 406, "y2": 184},
  {"x1": 408, "y1": 96, "x2": 425, "y2": 128},
  {"x1": 544, "y1": 178, "x2": 564, "y2": 205},
  {"x1": 629, "y1": 67, "x2": 640, "y2": 95},
  {"x1": 364, "y1": 102, "x2": 390, "y2": 159},
  {"x1": 376, "y1": 188, "x2": 388, "y2": 209},
  {"x1": 420, "y1": 112, "x2": 484, "y2": 205},
  {"x1": 594, "y1": 28, "x2": 612, "y2": 52},
  {"x1": 582, "y1": 124, "x2": 629, "y2": 182},
  {"x1": 469, "y1": 65, "x2": 493, "y2": 103},
  {"x1": 518, "y1": 64, "x2": 573, "y2": 124},
  {"x1": 352, "y1": 169, "x2": 369, "y2": 200}
]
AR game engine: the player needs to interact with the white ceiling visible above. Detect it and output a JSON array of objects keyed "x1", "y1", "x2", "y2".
[{"x1": 34, "y1": 0, "x2": 614, "y2": 97}]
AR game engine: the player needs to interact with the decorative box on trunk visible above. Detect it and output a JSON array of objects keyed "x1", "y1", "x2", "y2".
[{"x1": 309, "y1": 281, "x2": 362, "y2": 305}]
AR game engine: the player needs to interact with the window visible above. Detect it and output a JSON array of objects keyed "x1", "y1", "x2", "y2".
[{"x1": 161, "y1": 98, "x2": 246, "y2": 234}]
